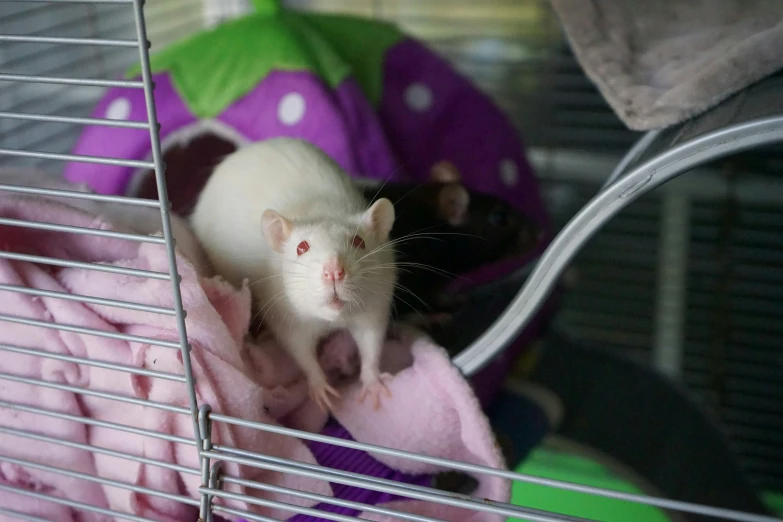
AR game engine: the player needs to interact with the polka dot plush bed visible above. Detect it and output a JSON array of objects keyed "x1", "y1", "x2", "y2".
[{"x1": 45, "y1": 0, "x2": 552, "y2": 520}]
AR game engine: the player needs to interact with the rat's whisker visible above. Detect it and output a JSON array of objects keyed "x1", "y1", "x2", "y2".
[
  {"x1": 356, "y1": 231, "x2": 485, "y2": 264},
  {"x1": 355, "y1": 266, "x2": 412, "y2": 277},
  {"x1": 363, "y1": 278, "x2": 435, "y2": 314},
  {"x1": 387, "y1": 177, "x2": 431, "y2": 207},
  {"x1": 404, "y1": 230, "x2": 487, "y2": 240},
  {"x1": 354, "y1": 283, "x2": 395, "y2": 310},
  {"x1": 288, "y1": 311, "x2": 295, "y2": 337},
  {"x1": 357, "y1": 228, "x2": 491, "y2": 262},
  {"x1": 392, "y1": 284, "x2": 435, "y2": 313},
  {"x1": 391, "y1": 261, "x2": 471, "y2": 282},
  {"x1": 351, "y1": 274, "x2": 431, "y2": 315},
  {"x1": 254, "y1": 290, "x2": 287, "y2": 326},
  {"x1": 246, "y1": 273, "x2": 286, "y2": 288},
  {"x1": 389, "y1": 292, "x2": 426, "y2": 318}
]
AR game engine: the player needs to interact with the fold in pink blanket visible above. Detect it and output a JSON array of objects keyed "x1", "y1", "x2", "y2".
[{"x1": 0, "y1": 193, "x2": 509, "y2": 522}]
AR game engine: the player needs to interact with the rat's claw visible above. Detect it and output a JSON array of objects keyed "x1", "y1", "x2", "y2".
[
  {"x1": 309, "y1": 382, "x2": 340, "y2": 412},
  {"x1": 358, "y1": 373, "x2": 394, "y2": 410},
  {"x1": 266, "y1": 386, "x2": 288, "y2": 404}
]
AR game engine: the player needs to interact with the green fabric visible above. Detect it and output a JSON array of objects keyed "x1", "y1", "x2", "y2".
[
  {"x1": 126, "y1": 7, "x2": 404, "y2": 118},
  {"x1": 509, "y1": 447, "x2": 672, "y2": 522},
  {"x1": 298, "y1": 13, "x2": 405, "y2": 106}
]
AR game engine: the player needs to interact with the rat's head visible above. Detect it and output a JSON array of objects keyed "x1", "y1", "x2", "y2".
[
  {"x1": 426, "y1": 161, "x2": 542, "y2": 269},
  {"x1": 261, "y1": 199, "x2": 396, "y2": 321}
]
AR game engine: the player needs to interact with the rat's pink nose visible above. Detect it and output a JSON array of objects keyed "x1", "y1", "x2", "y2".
[{"x1": 322, "y1": 259, "x2": 345, "y2": 282}]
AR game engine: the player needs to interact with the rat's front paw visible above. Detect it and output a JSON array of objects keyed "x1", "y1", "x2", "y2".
[
  {"x1": 358, "y1": 372, "x2": 393, "y2": 411},
  {"x1": 309, "y1": 380, "x2": 340, "y2": 413}
]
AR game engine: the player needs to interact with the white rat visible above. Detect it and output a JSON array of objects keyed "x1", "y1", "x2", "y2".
[
  {"x1": 0, "y1": 167, "x2": 211, "y2": 276},
  {"x1": 190, "y1": 138, "x2": 397, "y2": 411}
]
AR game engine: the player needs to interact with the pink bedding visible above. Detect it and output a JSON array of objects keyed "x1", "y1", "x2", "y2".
[{"x1": 0, "y1": 192, "x2": 509, "y2": 522}]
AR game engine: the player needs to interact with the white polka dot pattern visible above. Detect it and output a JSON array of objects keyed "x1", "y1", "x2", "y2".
[
  {"x1": 404, "y1": 83, "x2": 433, "y2": 112},
  {"x1": 499, "y1": 158, "x2": 519, "y2": 186},
  {"x1": 105, "y1": 97, "x2": 131, "y2": 120},
  {"x1": 277, "y1": 92, "x2": 306, "y2": 126}
]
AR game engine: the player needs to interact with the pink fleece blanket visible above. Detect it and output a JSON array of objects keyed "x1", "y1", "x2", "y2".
[{"x1": 0, "y1": 193, "x2": 509, "y2": 522}]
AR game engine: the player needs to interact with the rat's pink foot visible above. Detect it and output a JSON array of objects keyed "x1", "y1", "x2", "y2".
[
  {"x1": 358, "y1": 372, "x2": 393, "y2": 410},
  {"x1": 309, "y1": 381, "x2": 340, "y2": 412}
]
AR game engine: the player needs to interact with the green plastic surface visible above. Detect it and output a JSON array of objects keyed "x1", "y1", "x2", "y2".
[{"x1": 509, "y1": 447, "x2": 672, "y2": 522}]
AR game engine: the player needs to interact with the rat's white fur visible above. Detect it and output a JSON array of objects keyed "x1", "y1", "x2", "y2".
[
  {"x1": 0, "y1": 168, "x2": 210, "y2": 276},
  {"x1": 190, "y1": 138, "x2": 397, "y2": 410}
]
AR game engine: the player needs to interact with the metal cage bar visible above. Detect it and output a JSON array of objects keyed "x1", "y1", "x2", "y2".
[
  {"x1": 0, "y1": 34, "x2": 137, "y2": 46},
  {"x1": 221, "y1": 474, "x2": 444, "y2": 522},
  {"x1": 0, "y1": 484, "x2": 158, "y2": 522},
  {"x1": 0, "y1": 250, "x2": 170, "y2": 278},
  {"x1": 0, "y1": 311, "x2": 181, "y2": 347},
  {"x1": 0, "y1": 508, "x2": 53, "y2": 522},
  {"x1": 0, "y1": 111, "x2": 149, "y2": 128},
  {"x1": 0, "y1": 424, "x2": 198, "y2": 475},
  {"x1": 0, "y1": 147, "x2": 155, "y2": 168},
  {"x1": 129, "y1": 1, "x2": 209, "y2": 519},
  {"x1": 0, "y1": 398, "x2": 195, "y2": 445},
  {"x1": 0, "y1": 453, "x2": 200, "y2": 505},
  {"x1": 0, "y1": 282, "x2": 177, "y2": 314},
  {"x1": 202, "y1": 449, "x2": 592, "y2": 522},
  {"x1": 0, "y1": 341, "x2": 186, "y2": 381},
  {"x1": 0, "y1": 370, "x2": 190, "y2": 414},
  {"x1": 0, "y1": 183, "x2": 161, "y2": 205},
  {"x1": 208, "y1": 429, "x2": 781, "y2": 522},
  {"x1": 0, "y1": 215, "x2": 166, "y2": 242},
  {"x1": 0, "y1": 72, "x2": 143, "y2": 88}
]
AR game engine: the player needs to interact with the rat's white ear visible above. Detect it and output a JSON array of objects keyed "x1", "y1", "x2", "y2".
[
  {"x1": 437, "y1": 184, "x2": 470, "y2": 226},
  {"x1": 362, "y1": 198, "x2": 395, "y2": 239},
  {"x1": 261, "y1": 209, "x2": 293, "y2": 252},
  {"x1": 430, "y1": 160, "x2": 461, "y2": 184}
]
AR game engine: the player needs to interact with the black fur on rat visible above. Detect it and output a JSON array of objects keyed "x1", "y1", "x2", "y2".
[{"x1": 360, "y1": 161, "x2": 542, "y2": 319}]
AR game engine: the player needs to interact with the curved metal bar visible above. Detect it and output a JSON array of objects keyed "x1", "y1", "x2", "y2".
[
  {"x1": 601, "y1": 129, "x2": 662, "y2": 190},
  {"x1": 456, "y1": 115, "x2": 783, "y2": 375}
]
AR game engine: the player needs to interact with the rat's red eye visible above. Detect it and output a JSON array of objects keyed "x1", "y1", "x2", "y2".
[
  {"x1": 296, "y1": 241, "x2": 310, "y2": 256},
  {"x1": 352, "y1": 235, "x2": 365, "y2": 249}
]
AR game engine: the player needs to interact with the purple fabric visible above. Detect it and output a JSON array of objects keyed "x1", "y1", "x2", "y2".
[
  {"x1": 378, "y1": 40, "x2": 547, "y2": 227},
  {"x1": 64, "y1": 73, "x2": 197, "y2": 194},
  {"x1": 284, "y1": 422, "x2": 431, "y2": 521},
  {"x1": 216, "y1": 72, "x2": 400, "y2": 180},
  {"x1": 65, "y1": 72, "x2": 401, "y2": 195},
  {"x1": 212, "y1": 421, "x2": 430, "y2": 521}
]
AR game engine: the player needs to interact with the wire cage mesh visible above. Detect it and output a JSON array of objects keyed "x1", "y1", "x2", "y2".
[{"x1": 0, "y1": 1, "x2": 782, "y2": 522}]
